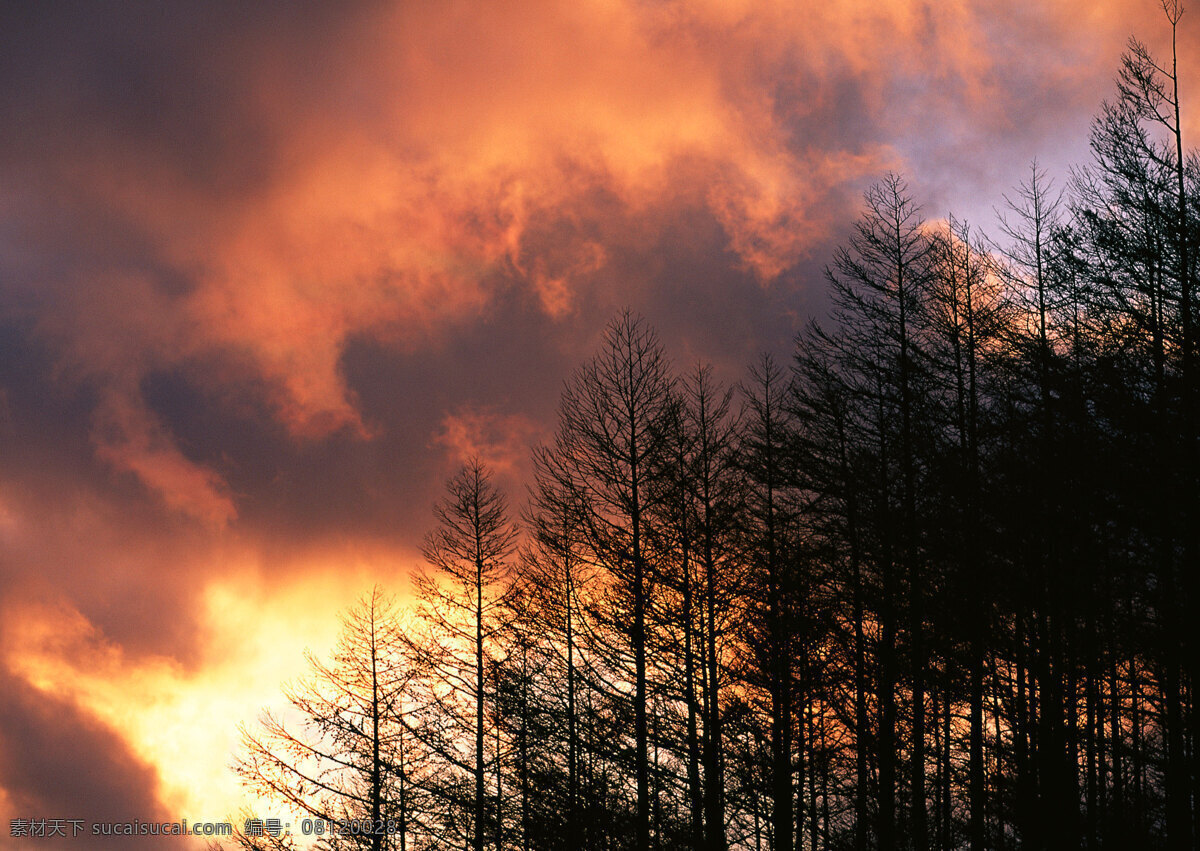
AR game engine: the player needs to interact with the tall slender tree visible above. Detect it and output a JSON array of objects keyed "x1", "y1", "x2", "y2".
[
  {"x1": 235, "y1": 588, "x2": 410, "y2": 851},
  {"x1": 824, "y1": 173, "x2": 935, "y2": 851},
  {"x1": 738, "y1": 354, "x2": 800, "y2": 851},
  {"x1": 681, "y1": 364, "x2": 743, "y2": 851},
  {"x1": 417, "y1": 460, "x2": 518, "y2": 851},
  {"x1": 534, "y1": 310, "x2": 677, "y2": 851}
]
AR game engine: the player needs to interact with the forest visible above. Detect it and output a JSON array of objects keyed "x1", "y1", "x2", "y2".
[{"x1": 227, "y1": 7, "x2": 1198, "y2": 850}]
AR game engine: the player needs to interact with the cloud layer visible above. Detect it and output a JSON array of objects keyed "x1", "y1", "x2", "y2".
[{"x1": 1, "y1": 0, "x2": 1195, "y2": 840}]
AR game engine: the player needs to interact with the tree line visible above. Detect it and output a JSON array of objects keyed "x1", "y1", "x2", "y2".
[{"x1": 228, "y1": 7, "x2": 1198, "y2": 849}]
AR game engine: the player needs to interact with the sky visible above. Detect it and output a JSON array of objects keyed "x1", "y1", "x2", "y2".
[{"x1": 0, "y1": 0, "x2": 1196, "y2": 846}]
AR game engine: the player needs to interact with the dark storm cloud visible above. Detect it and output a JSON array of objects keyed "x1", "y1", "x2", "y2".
[{"x1": 0, "y1": 666, "x2": 185, "y2": 850}]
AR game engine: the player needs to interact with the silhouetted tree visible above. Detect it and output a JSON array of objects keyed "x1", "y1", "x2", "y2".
[
  {"x1": 235, "y1": 588, "x2": 410, "y2": 851},
  {"x1": 534, "y1": 310, "x2": 677, "y2": 851},
  {"x1": 233, "y1": 11, "x2": 1200, "y2": 847},
  {"x1": 414, "y1": 460, "x2": 517, "y2": 851}
]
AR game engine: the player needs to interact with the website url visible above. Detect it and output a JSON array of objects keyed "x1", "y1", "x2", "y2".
[{"x1": 9, "y1": 818, "x2": 234, "y2": 839}]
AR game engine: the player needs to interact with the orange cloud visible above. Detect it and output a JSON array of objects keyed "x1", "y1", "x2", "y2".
[
  {"x1": 91, "y1": 387, "x2": 237, "y2": 527},
  {"x1": 13, "y1": 0, "x2": 1175, "y2": 527},
  {"x1": 433, "y1": 407, "x2": 545, "y2": 483}
]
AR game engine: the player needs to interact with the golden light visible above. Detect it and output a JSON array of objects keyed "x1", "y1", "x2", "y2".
[{"x1": 2, "y1": 553, "x2": 416, "y2": 846}]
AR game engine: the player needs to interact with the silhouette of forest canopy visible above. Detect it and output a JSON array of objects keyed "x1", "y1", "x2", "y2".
[{"x1": 229, "y1": 6, "x2": 1199, "y2": 850}]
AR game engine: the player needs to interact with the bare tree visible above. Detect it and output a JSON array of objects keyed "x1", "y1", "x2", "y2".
[
  {"x1": 415, "y1": 459, "x2": 518, "y2": 851},
  {"x1": 235, "y1": 587, "x2": 410, "y2": 851},
  {"x1": 824, "y1": 174, "x2": 935, "y2": 851},
  {"x1": 535, "y1": 310, "x2": 676, "y2": 851}
]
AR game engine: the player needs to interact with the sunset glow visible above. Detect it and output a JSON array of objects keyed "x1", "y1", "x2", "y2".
[{"x1": 1, "y1": 0, "x2": 1197, "y2": 848}]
